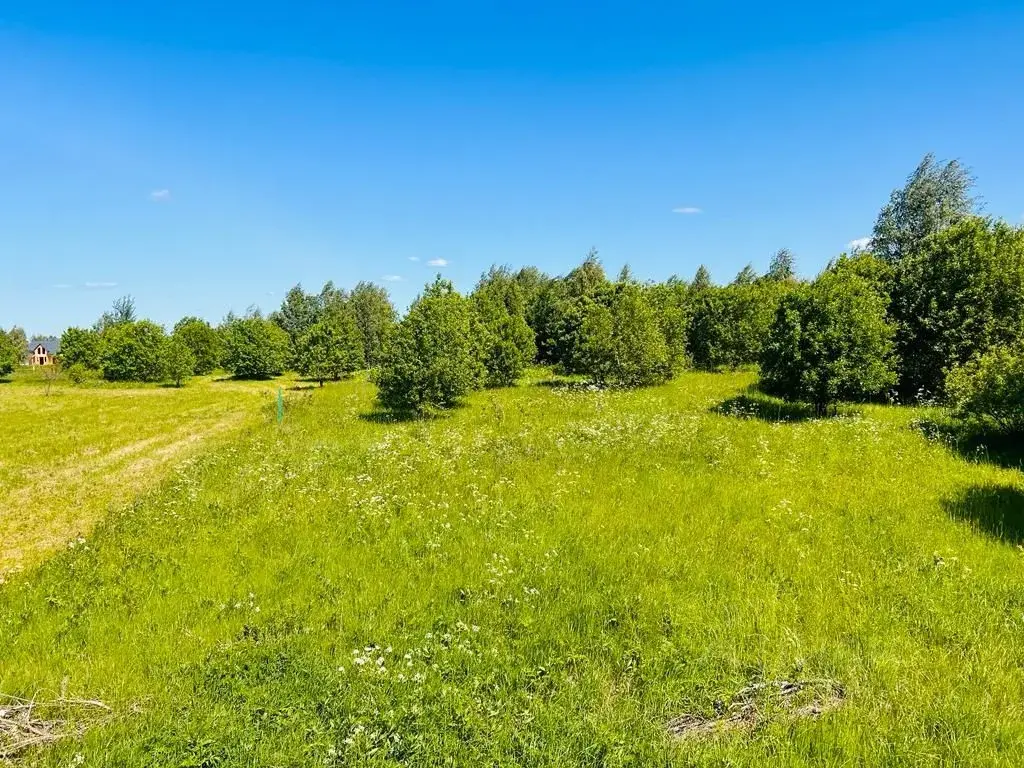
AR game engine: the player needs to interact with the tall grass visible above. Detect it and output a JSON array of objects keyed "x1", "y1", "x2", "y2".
[{"x1": 2, "y1": 371, "x2": 1023, "y2": 765}]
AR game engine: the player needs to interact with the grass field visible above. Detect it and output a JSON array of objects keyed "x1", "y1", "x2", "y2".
[
  {"x1": 2, "y1": 369, "x2": 1024, "y2": 765},
  {"x1": 0, "y1": 370, "x2": 286, "y2": 573}
]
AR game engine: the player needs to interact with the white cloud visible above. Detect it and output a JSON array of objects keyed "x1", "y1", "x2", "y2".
[
  {"x1": 408, "y1": 256, "x2": 420, "y2": 262},
  {"x1": 84, "y1": 281, "x2": 118, "y2": 288},
  {"x1": 427, "y1": 258, "x2": 448, "y2": 267},
  {"x1": 149, "y1": 189, "x2": 171, "y2": 202},
  {"x1": 52, "y1": 283, "x2": 72, "y2": 289},
  {"x1": 672, "y1": 206, "x2": 702, "y2": 214},
  {"x1": 382, "y1": 275, "x2": 403, "y2": 282},
  {"x1": 847, "y1": 237, "x2": 872, "y2": 252}
]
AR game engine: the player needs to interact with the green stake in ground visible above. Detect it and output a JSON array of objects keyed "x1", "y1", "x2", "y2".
[{"x1": 277, "y1": 387, "x2": 284, "y2": 424}]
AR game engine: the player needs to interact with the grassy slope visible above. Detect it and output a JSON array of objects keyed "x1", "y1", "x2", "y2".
[
  {"x1": 2, "y1": 370, "x2": 1024, "y2": 765},
  {"x1": 0, "y1": 370, "x2": 285, "y2": 572}
]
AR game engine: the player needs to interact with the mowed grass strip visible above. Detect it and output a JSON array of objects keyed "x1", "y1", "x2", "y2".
[
  {"x1": 0, "y1": 373, "x2": 283, "y2": 572},
  {"x1": 2, "y1": 371, "x2": 1024, "y2": 765}
]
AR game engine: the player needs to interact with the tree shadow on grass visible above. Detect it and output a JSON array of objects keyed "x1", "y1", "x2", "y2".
[
  {"x1": 712, "y1": 392, "x2": 853, "y2": 423},
  {"x1": 358, "y1": 408, "x2": 455, "y2": 425},
  {"x1": 914, "y1": 419, "x2": 1024, "y2": 472},
  {"x1": 532, "y1": 378, "x2": 592, "y2": 391},
  {"x1": 211, "y1": 374, "x2": 281, "y2": 383},
  {"x1": 943, "y1": 485, "x2": 1024, "y2": 545}
]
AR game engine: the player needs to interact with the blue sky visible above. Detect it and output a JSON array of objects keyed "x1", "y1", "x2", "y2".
[{"x1": 2, "y1": 1, "x2": 1023, "y2": 334}]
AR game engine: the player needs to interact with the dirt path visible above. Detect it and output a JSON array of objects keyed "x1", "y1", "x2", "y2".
[{"x1": 0, "y1": 410, "x2": 251, "y2": 575}]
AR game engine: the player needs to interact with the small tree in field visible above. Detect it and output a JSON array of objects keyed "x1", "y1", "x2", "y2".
[
  {"x1": 579, "y1": 284, "x2": 672, "y2": 387},
  {"x1": 647, "y1": 278, "x2": 691, "y2": 373},
  {"x1": 946, "y1": 345, "x2": 1024, "y2": 433},
  {"x1": 162, "y1": 336, "x2": 196, "y2": 387},
  {"x1": 173, "y1": 317, "x2": 221, "y2": 375},
  {"x1": 471, "y1": 266, "x2": 536, "y2": 388},
  {"x1": 349, "y1": 282, "x2": 397, "y2": 368},
  {"x1": 221, "y1": 315, "x2": 289, "y2": 379},
  {"x1": 59, "y1": 327, "x2": 102, "y2": 370},
  {"x1": 0, "y1": 330, "x2": 20, "y2": 377},
  {"x1": 760, "y1": 264, "x2": 896, "y2": 412},
  {"x1": 100, "y1": 320, "x2": 167, "y2": 382},
  {"x1": 295, "y1": 309, "x2": 365, "y2": 386},
  {"x1": 373, "y1": 278, "x2": 483, "y2": 414},
  {"x1": 890, "y1": 217, "x2": 1024, "y2": 400}
]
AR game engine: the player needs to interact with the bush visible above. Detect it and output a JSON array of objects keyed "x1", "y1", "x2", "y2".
[
  {"x1": 529, "y1": 252, "x2": 613, "y2": 371},
  {"x1": 163, "y1": 337, "x2": 196, "y2": 387},
  {"x1": 579, "y1": 284, "x2": 672, "y2": 387},
  {"x1": 373, "y1": 278, "x2": 483, "y2": 414},
  {"x1": 760, "y1": 265, "x2": 896, "y2": 411},
  {"x1": 647, "y1": 278, "x2": 692, "y2": 373},
  {"x1": 946, "y1": 345, "x2": 1024, "y2": 432},
  {"x1": 100, "y1": 321, "x2": 167, "y2": 382},
  {"x1": 471, "y1": 267, "x2": 536, "y2": 388},
  {"x1": 65, "y1": 363, "x2": 95, "y2": 385},
  {"x1": 0, "y1": 331, "x2": 19, "y2": 376},
  {"x1": 476, "y1": 312, "x2": 535, "y2": 387},
  {"x1": 294, "y1": 309, "x2": 365, "y2": 385},
  {"x1": 221, "y1": 316, "x2": 290, "y2": 379},
  {"x1": 349, "y1": 282, "x2": 397, "y2": 368},
  {"x1": 688, "y1": 268, "x2": 786, "y2": 372},
  {"x1": 59, "y1": 327, "x2": 102, "y2": 370},
  {"x1": 173, "y1": 317, "x2": 221, "y2": 375},
  {"x1": 891, "y1": 217, "x2": 1024, "y2": 400}
]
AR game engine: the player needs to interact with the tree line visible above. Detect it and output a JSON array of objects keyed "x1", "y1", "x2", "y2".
[{"x1": 2, "y1": 154, "x2": 1022, "y2": 432}]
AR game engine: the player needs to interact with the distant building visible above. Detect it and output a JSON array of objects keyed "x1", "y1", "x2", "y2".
[{"x1": 27, "y1": 338, "x2": 60, "y2": 366}]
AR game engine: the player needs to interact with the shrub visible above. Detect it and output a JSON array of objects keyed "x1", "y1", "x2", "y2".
[
  {"x1": 0, "y1": 331, "x2": 19, "y2": 377},
  {"x1": 647, "y1": 278, "x2": 691, "y2": 373},
  {"x1": 349, "y1": 282, "x2": 397, "y2": 368},
  {"x1": 688, "y1": 273, "x2": 783, "y2": 371},
  {"x1": 59, "y1": 327, "x2": 102, "y2": 370},
  {"x1": 471, "y1": 267, "x2": 536, "y2": 388},
  {"x1": 221, "y1": 316, "x2": 290, "y2": 379},
  {"x1": 579, "y1": 284, "x2": 672, "y2": 387},
  {"x1": 373, "y1": 278, "x2": 483, "y2": 413},
  {"x1": 163, "y1": 337, "x2": 196, "y2": 387},
  {"x1": 172, "y1": 317, "x2": 221, "y2": 375},
  {"x1": 295, "y1": 309, "x2": 365, "y2": 385},
  {"x1": 100, "y1": 321, "x2": 167, "y2": 382},
  {"x1": 760, "y1": 265, "x2": 897, "y2": 412},
  {"x1": 890, "y1": 217, "x2": 1024, "y2": 400},
  {"x1": 529, "y1": 251, "x2": 613, "y2": 371},
  {"x1": 65, "y1": 363, "x2": 95, "y2": 385},
  {"x1": 475, "y1": 312, "x2": 535, "y2": 387},
  {"x1": 946, "y1": 345, "x2": 1024, "y2": 432}
]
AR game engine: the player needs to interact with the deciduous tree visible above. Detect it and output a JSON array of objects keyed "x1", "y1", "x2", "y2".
[{"x1": 374, "y1": 278, "x2": 483, "y2": 413}]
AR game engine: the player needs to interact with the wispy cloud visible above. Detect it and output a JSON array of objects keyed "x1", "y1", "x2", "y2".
[
  {"x1": 427, "y1": 258, "x2": 448, "y2": 267},
  {"x1": 382, "y1": 275, "x2": 403, "y2": 282},
  {"x1": 847, "y1": 237, "x2": 872, "y2": 252},
  {"x1": 84, "y1": 281, "x2": 118, "y2": 289},
  {"x1": 408, "y1": 256, "x2": 420, "y2": 262},
  {"x1": 672, "y1": 206, "x2": 702, "y2": 214},
  {"x1": 149, "y1": 189, "x2": 171, "y2": 202},
  {"x1": 52, "y1": 283, "x2": 72, "y2": 289}
]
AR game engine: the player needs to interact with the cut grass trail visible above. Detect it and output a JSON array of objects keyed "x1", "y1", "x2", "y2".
[
  {"x1": 2, "y1": 370, "x2": 1024, "y2": 765},
  {"x1": 0, "y1": 371, "x2": 286, "y2": 572}
]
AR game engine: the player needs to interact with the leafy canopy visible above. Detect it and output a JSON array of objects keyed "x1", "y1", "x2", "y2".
[
  {"x1": 374, "y1": 278, "x2": 483, "y2": 414},
  {"x1": 760, "y1": 257, "x2": 896, "y2": 410}
]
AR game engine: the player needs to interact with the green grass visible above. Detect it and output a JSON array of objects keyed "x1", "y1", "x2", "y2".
[
  {"x1": 2, "y1": 369, "x2": 1024, "y2": 765},
  {"x1": 0, "y1": 369, "x2": 291, "y2": 572}
]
